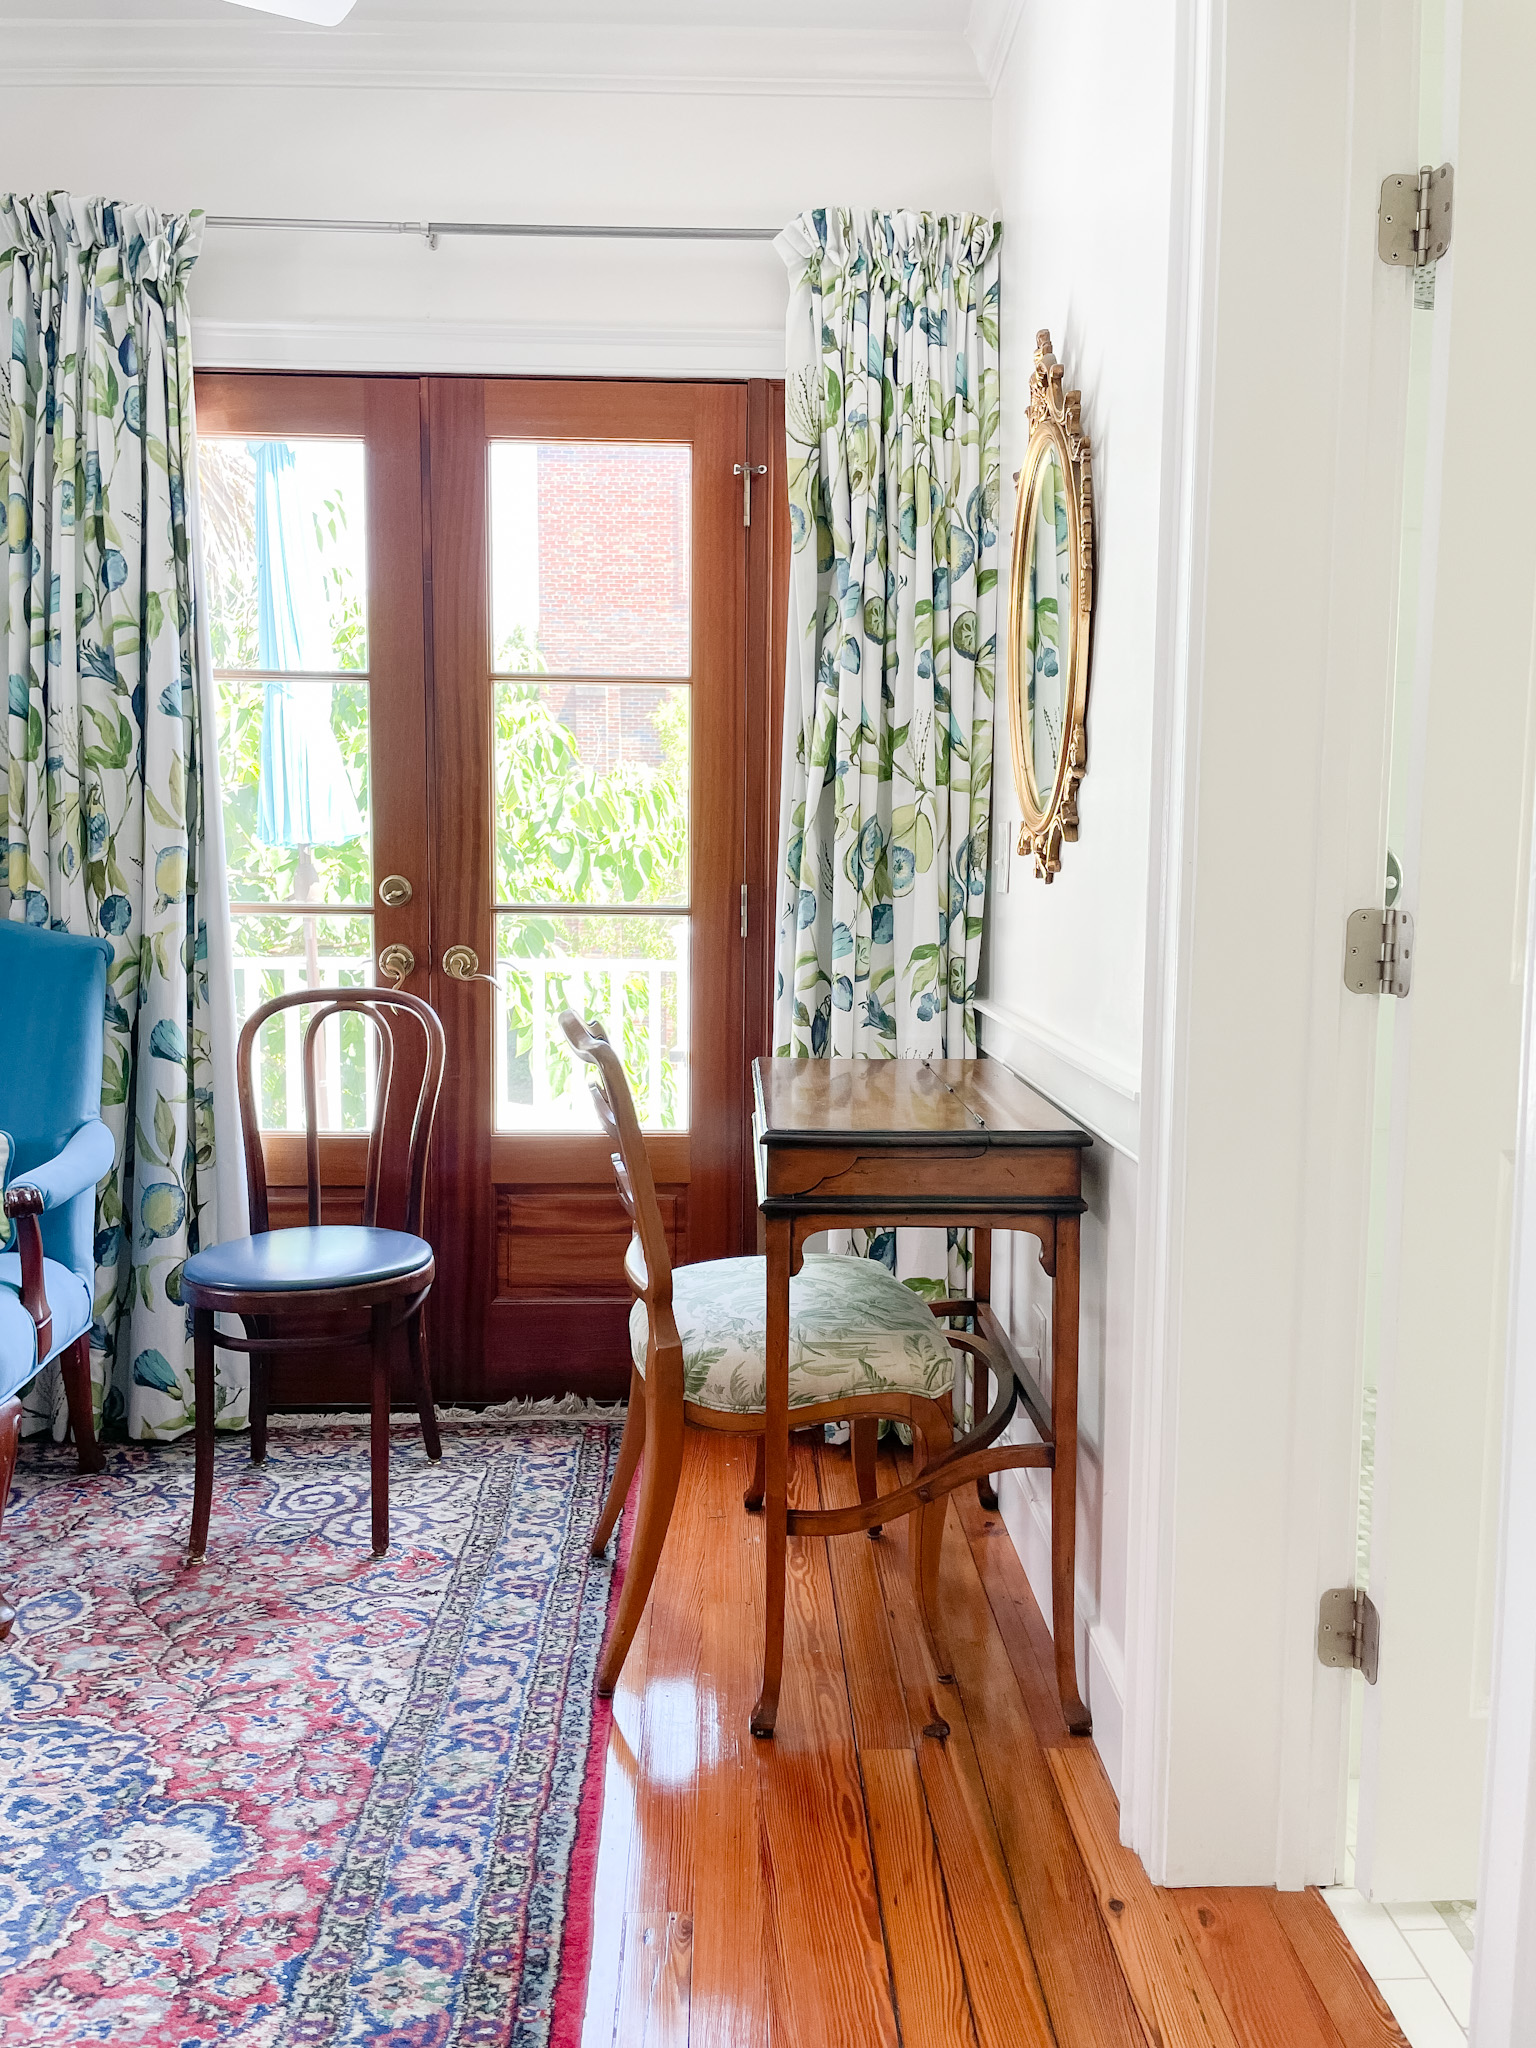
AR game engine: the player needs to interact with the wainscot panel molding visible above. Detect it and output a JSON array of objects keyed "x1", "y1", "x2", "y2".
[
  {"x1": 191, "y1": 319, "x2": 787, "y2": 380},
  {"x1": 994, "y1": 1447, "x2": 1127, "y2": 1798},
  {"x1": 975, "y1": 997, "x2": 1141, "y2": 1160},
  {"x1": 6, "y1": 21, "x2": 990, "y2": 97}
]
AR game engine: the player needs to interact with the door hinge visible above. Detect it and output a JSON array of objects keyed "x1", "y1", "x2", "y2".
[
  {"x1": 1378, "y1": 163, "x2": 1453, "y2": 269},
  {"x1": 1344, "y1": 906, "x2": 1414, "y2": 998},
  {"x1": 1318, "y1": 1586, "x2": 1380, "y2": 1684},
  {"x1": 734, "y1": 461, "x2": 767, "y2": 526},
  {"x1": 740, "y1": 883, "x2": 749, "y2": 938}
]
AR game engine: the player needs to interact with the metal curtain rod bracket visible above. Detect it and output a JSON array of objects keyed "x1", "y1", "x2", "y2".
[{"x1": 203, "y1": 214, "x2": 782, "y2": 246}]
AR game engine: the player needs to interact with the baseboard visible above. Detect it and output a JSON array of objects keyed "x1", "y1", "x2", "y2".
[{"x1": 995, "y1": 1463, "x2": 1126, "y2": 1801}]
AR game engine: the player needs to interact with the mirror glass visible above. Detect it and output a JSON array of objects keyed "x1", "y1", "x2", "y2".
[{"x1": 1024, "y1": 447, "x2": 1072, "y2": 805}]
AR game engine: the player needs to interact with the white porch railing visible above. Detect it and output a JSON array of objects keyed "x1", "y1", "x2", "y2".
[
  {"x1": 231, "y1": 950, "x2": 377, "y2": 1131},
  {"x1": 495, "y1": 951, "x2": 688, "y2": 1131}
]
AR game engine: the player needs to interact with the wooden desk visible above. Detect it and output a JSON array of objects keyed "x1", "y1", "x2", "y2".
[{"x1": 751, "y1": 1055, "x2": 1093, "y2": 1738}]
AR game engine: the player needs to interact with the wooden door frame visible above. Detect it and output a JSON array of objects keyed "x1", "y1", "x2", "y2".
[{"x1": 425, "y1": 376, "x2": 767, "y2": 1400}]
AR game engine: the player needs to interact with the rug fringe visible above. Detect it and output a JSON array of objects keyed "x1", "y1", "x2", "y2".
[{"x1": 269, "y1": 1394, "x2": 629, "y2": 1429}]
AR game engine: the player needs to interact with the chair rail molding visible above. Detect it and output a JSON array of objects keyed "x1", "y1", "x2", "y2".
[{"x1": 973, "y1": 997, "x2": 1140, "y2": 1160}]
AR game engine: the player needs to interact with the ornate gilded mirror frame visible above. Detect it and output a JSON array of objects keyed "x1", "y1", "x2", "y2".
[{"x1": 1008, "y1": 331, "x2": 1095, "y2": 881}]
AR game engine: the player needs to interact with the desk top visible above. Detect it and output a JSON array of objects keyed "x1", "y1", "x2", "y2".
[{"x1": 752, "y1": 1056, "x2": 1092, "y2": 1150}]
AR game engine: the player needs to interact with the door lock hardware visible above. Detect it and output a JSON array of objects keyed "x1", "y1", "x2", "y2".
[
  {"x1": 1378, "y1": 163, "x2": 1453, "y2": 268},
  {"x1": 734, "y1": 461, "x2": 767, "y2": 526},
  {"x1": 378, "y1": 943, "x2": 416, "y2": 988},
  {"x1": 378, "y1": 874, "x2": 414, "y2": 907},
  {"x1": 442, "y1": 944, "x2": 505, "y2": 991},
  {"x1": 1318, "y1": 1586, "x2": 1380, "y2": 1684},
  {"x1": 1344, "y1": 906, "x2": 1414, "y2": 998}
]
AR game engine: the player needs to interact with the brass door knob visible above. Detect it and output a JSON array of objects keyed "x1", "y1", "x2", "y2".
[
  {"x1": 378, "y1": 874, "x2": 413, "y2": 907},
  {"x1": 442, "y1": 944, "x2": 480, "y2": 981},
  {"x1": 378, "y1": 943, "x2": 416, "y2": 988}
]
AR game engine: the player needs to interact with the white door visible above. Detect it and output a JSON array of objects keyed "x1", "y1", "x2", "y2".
[{"x1": 1355, "y1": 0, "x2": 1536, "y2": 1903}]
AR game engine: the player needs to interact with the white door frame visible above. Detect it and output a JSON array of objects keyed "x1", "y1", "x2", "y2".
[{"x1": 1122, "y1": 0, "x2": 1416, "y2": 1885}]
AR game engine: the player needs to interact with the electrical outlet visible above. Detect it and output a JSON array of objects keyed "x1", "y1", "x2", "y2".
[{"x1": 1031, "y1": 1300, "x2": 1050, "y2": 1385}]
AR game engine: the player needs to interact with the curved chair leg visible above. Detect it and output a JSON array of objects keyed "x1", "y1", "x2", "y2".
[
  {"x1": 407, "y1": 1308, "x2": 442, "y2": 1463},
  {"x1": 242, "y1": 1314, "x2": 271, "y2": 1465},
  {"x1": 910, "y1": 1397, "x2": 954, "y2": 1680},
  {"x1": 972, "y1": 1352, "x2": 999, "y2": 1511},
  {"x1": 851, "y1": 1416, "x2": 882, "y2": 1538},
  {"x1": 0, "y1": 1394, "x2": 22, "y2": 1640},
  {"x1": 744, "y1": 1432, "x2": 765, "y2": 1514},
  {"x1": 188, "y1": 1309, "x2": 216, "y2": 1562},
  {"x1": 596, "y1": 1390, "x2": 683, "y2": 1699},
  {"x1": 61, "y1": 1334, "x2": 104, "y2": 1475},
  {"x1": 592, "y1": 1365, "x2": 645, "y2": 1557},
  {"x1": 369, "y1": 1301, "x2": 392, "y2": 1558}
]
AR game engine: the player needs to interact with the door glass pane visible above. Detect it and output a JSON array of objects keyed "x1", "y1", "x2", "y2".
[
  {"x1": 494, "y1": 682, "x2": 688, "y2": 907},
  {"x1": 494, "y1": 913, "x2": 688, "y2": 1132},
  {"x1": 230, "y1": 913, "x2": 377, "y2": 1131},
  {"x1": 201, "y1": 439, "x2": 368, "y2": 672},
  {"x1": 219, "y1": 677, "x2": 371, "y2": 907},
  {"x1": 489, "y1": 442, "x2": 690, "y2": 676}
]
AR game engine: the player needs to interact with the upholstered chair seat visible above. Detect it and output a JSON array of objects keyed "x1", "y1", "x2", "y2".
[
  {"x1": 0, "y1": 1258, "x2": 94, "y2": 1405},
  {"x1": 632, "y1": 1253, "x2": 956, "y2": 1415},
  {"x1": 183, "y1": 1225, "x2": 433, "y2": 1296}
]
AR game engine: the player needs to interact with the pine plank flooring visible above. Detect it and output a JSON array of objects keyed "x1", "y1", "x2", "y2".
[{"x1": 581, "y1": 1431, "x2": 1408, "y2": 2048}]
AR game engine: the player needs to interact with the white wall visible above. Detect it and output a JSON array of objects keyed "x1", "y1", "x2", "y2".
[
  {"x1": 7, "y1": 83, "x2": 996, "y2": 376},
  {"x1": 975, "y1": 0, "x2": 1179, "y2": 1798}
]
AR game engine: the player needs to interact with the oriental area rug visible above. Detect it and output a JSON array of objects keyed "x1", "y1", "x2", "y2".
[{"x1": 0, "y1": 1412, "x2": 626, "y2": 2047}]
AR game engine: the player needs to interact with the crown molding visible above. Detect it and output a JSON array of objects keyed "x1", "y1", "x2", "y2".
[
  {"x1": 191, "y1": 315, "x2": 787, "y2": 379},
  {"x1": 6, "y1": 18, "x2": 989, "y2": 96},
  {"x1": 964, "y1": 0, "x2": 1025, "y2": 95}
]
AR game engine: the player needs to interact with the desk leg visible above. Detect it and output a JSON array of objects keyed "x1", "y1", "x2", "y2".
[
  {"x1": 1051, "y1": 1213, "x2": 1092, "y2": 1734},
  {"x1": 751, "y1": 1214, "x2": 791, "y2": 1739},
  {"x1": 972, "y1": 1228, "x2": 999, "y2": 1511}
]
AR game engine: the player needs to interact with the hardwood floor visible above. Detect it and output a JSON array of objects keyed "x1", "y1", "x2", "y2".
[{"x1": 580, "y1": 1431, "x2": 1408, "y2": 2048}]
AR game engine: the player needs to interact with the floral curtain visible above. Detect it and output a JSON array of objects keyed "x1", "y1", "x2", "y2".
[
  {"x1": 772, "y1": 208, "x2": 1001, "y2": 1293},
  {"x1": 2, "y1": 192, "x2": 245, "y2": 1442}
]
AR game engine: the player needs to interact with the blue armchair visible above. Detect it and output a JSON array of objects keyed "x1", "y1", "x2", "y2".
[{"x1": 1, "y1": 923, "x2": 115, "y2": 1638}]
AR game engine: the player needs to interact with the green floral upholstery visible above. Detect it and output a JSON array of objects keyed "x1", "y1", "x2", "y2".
[{"x1": 629, "y1": 1253, "x2": 957, "y2": 1415}]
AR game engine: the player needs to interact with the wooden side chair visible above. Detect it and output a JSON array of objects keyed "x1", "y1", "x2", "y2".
[
  {"x1": 181, "y1": 987, "x2": 446, "y2": 1561},
  {"x1": 561, "y1": 1011, "x2": 965, "y2": 1716}
]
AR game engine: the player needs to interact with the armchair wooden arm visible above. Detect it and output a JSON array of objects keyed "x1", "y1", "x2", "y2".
[{"x1": 3, "y1": 1187, "x2": 52, "y2": 1363}]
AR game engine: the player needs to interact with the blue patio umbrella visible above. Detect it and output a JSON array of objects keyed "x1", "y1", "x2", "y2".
[
  {"x1": 251, "y1": 443, "x2": 364, "y2": 1039},
  {"x1": 252, "y1": 440, "x2": 363, "y2": 853}
]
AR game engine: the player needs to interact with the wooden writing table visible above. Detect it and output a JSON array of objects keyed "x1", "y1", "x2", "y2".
[{"x1": 751, "y1": 1055, "x2": 1092, "y2": 1738}]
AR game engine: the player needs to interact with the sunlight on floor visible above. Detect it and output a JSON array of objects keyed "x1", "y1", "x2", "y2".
[{"x1": 1323, "y1": 1888, "x2": 1475, "y2": 2046}]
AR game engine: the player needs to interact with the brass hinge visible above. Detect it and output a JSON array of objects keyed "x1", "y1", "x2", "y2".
[
  {"x1": 1378, "y1": 163, "x2": 1453, "y2": 268},
  {"x1": 1344, "y1": 906, "x2": 1414, "y2": 998},
  {"x1": 740, "y1": 883, "x2": 749, "y2": 938},
  {"x1": 734, "y1": 461, "x2": 767, "y2": 526},
  {"x1": 1318, "y1": 1587, "x2": 1380, "y2": 1684}
]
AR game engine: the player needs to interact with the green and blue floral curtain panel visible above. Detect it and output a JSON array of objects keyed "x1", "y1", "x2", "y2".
[
  {"x1": 772, "y1": 208, "x2": 1001, "y2": 1291},
  {"x1": 2, "y1": 192, "x2": 244, "y2": 1442}
]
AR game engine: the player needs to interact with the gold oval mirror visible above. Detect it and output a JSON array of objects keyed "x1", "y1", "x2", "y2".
[{"x1": 1008, "y1": 331, "x2": 1095, "y2": 880}]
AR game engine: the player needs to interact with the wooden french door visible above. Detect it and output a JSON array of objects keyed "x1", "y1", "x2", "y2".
[
  {"x1": 194, "y1": 372, "x2": 777, "y2": 1404},
  {"x1": 425, "y1": 380, "x2": 748, "y2": 1398}
]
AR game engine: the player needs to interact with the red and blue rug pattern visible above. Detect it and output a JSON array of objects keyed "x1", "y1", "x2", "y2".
[{"x1": 0, "y1": 1416, "x2": 624, "y2": 2045}]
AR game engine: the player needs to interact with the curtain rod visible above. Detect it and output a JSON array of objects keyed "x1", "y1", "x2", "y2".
[{"x1": 204, "y1": 214, "x2": 782, "y2": 245}]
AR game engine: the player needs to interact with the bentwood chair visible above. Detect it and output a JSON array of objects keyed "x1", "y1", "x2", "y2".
[
  {"x1": 181, "y1": 987, "x2": 446, "y2": 1561},
  {"x1": 562, "y1": 1011, "x2": 965, "y2": 1713},
  {"x1": 0, "y1": 925, "x2": 113, "y2": 1637}
]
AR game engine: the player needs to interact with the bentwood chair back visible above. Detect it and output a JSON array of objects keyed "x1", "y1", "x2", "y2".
[
  {"x1": 181, "y1": 987, "x2": 446, "y2": 1560},
  {"x1": 562, "y1": 1010, "x2": 964, "y2": 1720}
]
